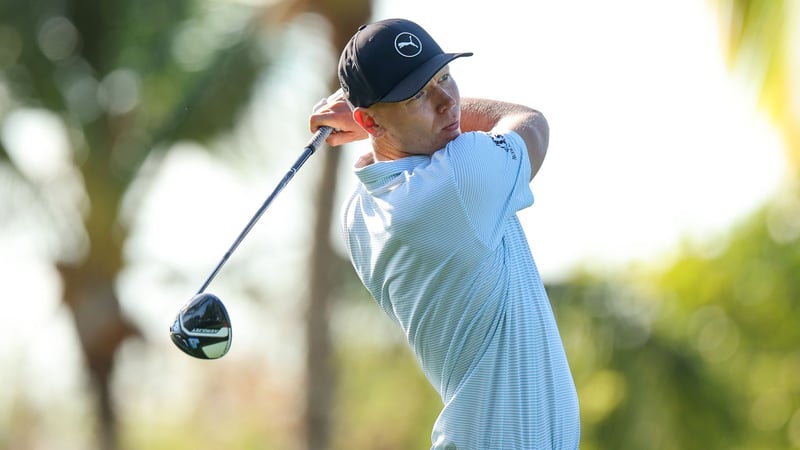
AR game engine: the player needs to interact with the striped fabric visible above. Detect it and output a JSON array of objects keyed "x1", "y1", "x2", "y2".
[{"x1": 342, "y1": 131, "x2": 580, "y2": 449}]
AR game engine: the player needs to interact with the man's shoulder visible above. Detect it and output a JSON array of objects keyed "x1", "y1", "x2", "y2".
[
  {"x1": 447, "y1": 130, "x2": 524, "y2": 154},
  {"x1": 440, "y1": 131, "x2": 527, "y2": 173}
]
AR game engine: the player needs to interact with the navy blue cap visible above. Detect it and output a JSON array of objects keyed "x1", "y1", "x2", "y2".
[{"x1": 338, "y1": 19, "x2": 472, "y2": 108}]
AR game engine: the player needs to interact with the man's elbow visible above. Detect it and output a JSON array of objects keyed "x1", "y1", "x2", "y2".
[{"x1": 526, "y1": 111, "x2": 549, "y2": 179}]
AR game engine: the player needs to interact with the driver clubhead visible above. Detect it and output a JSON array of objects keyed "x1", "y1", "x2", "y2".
[{"x1": 170, "y1": 293, "x2": 232, "y2": 359}]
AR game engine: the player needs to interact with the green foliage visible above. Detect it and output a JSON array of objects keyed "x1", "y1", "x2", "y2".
[
  {"x1": 713, "y1": 0, "x2": 799, "y2": 172},
  {"x1": 0, "y1": 0, "x2": 265, "y2": 186},
  {"x1": 0, "y1": 2, "x2": 281, "y2": 448},
  {"x1": 719, "y1": 0, "x2": 789, "y2": 82},
  {"x1": 331, "y1": 342, "x2": 441, "y2": 450},
  {"x1": 547, "y1": 192, "x2": 800, "y2": 449}
]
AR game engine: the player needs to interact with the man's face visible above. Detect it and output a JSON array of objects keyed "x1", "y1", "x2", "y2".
[{"x1": 367, "y1": 66, "x2": 462, "y2": 157}]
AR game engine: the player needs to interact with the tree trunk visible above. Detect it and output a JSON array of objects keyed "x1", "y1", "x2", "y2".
[
  {"x1": 302, "y1": 7, "x2": 371, "y2": 448},
  {"x1": 59, "y1": 133, "x2": 140, "y2": 450},
  {"x1": 59, "y1": 261, "x2": 140, "y2": 450},
  {"x1": 305, "y1": 145, "x2": 340, "y2": 450}
]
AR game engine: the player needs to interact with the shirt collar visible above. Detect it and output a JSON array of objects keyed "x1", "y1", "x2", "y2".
[{"x1": 354, "y1": 155, "x2": 429, "y2": 195}]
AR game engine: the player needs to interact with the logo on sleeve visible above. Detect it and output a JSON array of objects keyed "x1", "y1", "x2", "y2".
[{"x1": 490, "y1": 134, "x2": 517, "y2": 160}]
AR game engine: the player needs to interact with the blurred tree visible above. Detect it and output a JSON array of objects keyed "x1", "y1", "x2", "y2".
[
  {"x1": 548, "y1": 4, "x2": 800, "y2": 448},
  {"x1": 654, "y1": 206, "x2": 800, "y2": 449},
  {"x1": 299, "y1": 4, "x2": 371, "y2": 448},
  {"x1": 712, "y1": 0, "x2": 799, "y2": 171},
  {"x1": 549, "y1": 210, "x2": 800, "y2": 448},
  {"x1": 0, "y1": 0, "x2": 370, "y2": 449},
  {"x1": 0, "y1": 0, "x2": 263, "y2": 447},
  {"x1": 549, "y1": 275, "x2": 745, "y2": 450},
  {"x1": 265, "y1": 3, "x2": 372, "y2": 450}
]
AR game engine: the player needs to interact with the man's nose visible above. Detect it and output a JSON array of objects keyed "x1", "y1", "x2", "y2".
[{"x1": 434, "y1": 87, "x2": 456, "y2": 113}]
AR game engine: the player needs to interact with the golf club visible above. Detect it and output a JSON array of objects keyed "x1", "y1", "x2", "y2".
[{"x1": 170, "y1": 118, "x2": 335, "y2": 359}]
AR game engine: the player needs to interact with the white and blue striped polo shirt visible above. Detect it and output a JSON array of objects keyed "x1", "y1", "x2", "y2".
[{"x1": 342, "y1": 130, "x2": 580, "y2": 449}]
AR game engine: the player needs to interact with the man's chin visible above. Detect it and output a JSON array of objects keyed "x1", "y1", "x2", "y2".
[{"x1": 442, "y1": 129, "x2": 461, "y2": 145}]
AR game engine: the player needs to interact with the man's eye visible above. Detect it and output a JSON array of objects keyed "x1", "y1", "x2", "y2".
[
  {"x1": 440, "y1": 73, "x2": 450, "y2": 82},
  {"x1": 412, "y1": 90, "x2": 425, "y2": 101}
]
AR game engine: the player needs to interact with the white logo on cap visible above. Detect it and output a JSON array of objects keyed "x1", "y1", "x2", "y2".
[{"x1": 394, "y1": 32, "x2": 422, "y2": 58}]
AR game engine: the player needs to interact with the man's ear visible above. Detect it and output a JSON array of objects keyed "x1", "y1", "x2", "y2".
[{"x1": 354, "y1": 108, "x2": 381, "y2": 137}]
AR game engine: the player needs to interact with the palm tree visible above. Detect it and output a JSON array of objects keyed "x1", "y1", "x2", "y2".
[
  {"x1": 268, "y1": 4, "x2": 372, "y2": 449},
  {"x1": 0, "y1": 0, "x2": 370, "y2": 448},
  {"x1": 712, "y1": 0, "x2": 799, "y2": 171}
]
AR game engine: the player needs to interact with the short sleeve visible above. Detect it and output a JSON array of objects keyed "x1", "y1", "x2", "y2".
[{"x1": 443, "y1": 131, "x2": 534, "y2": 247}]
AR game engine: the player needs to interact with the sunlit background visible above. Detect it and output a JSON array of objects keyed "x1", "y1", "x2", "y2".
[{"x1": 1, "y1": 0, "x2": 799, "y2": 448}]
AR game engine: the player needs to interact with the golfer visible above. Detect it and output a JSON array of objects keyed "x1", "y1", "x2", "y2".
[{"x1": 310, "y1": 18, "x2": 580, "y2": 449}]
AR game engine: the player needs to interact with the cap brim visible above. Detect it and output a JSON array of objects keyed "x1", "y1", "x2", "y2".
[{"x1": 380, "y1": 52, "x2": 473, "y2": 103}]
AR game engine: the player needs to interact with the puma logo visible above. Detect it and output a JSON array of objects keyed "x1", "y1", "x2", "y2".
[
  {"x1": 397, "y1": 36, "x2": 419, "y2": 50},
  {"x1": 394, "y1": 32, "x2": 422, "y2": 57}
]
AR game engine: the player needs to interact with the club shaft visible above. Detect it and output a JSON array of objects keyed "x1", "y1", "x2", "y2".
[{"x1": 196, "y1": 126, "x2": 333, "y2": 295}]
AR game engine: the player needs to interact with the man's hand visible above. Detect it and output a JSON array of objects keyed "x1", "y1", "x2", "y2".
[{"x1": 309, "y1": 90, "x2": 369, "y2": 147}]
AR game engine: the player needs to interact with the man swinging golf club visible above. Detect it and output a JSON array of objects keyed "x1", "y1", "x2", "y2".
[{"x1": 310, "y1": 18, "x2": 580, "y2": 449}]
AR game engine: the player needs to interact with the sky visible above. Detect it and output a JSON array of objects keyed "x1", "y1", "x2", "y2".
[
  {"x1": 373, "y1": 0, "x2": 788, "y2": 278},
  {"x1": 0, "y1": 0, "x2": 795, "y2": 442}
]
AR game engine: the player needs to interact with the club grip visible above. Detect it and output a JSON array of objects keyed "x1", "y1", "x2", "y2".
[{"x1": 306, "y1": 126, "x2": 333, "y2": 152}]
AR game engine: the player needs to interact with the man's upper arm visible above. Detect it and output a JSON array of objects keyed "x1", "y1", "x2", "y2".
[
  {"x1": 495, "y1": 110, "x2": 549, "y2": 181},
  {"x1": 446, "y1": 132, "x2": 534, "y2": 247}
]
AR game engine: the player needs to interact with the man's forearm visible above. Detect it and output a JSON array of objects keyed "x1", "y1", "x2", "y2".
[
  {"x1": 460, "y1": 97, "x2": 507, "y2": 132},
  {"x1": 459, "y1": 97, "x2": 549, "y2": 179},
  {"x1": 460, "y1": 97, "x2": 536, "y2": 132}
]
